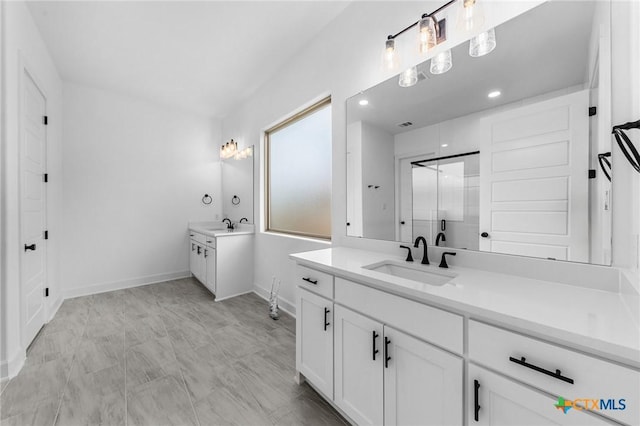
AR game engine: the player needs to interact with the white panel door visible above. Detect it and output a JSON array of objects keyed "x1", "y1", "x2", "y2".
[
  {"x1": 296, "y1": 289, "x2": 333, "y2": 398},
  {"x1": 334, "y1": 305, "x2": 383, "y2": 426},
  {"x1": 21, "y1": 71, "x2": 47, "y2": 347},
  {"x1": 479, "y1": 90, "x2": 589, "y2": 262},
  {"x1": 469, "y1": 364, "x2": 611, "y2": 426},
  {"x1": 384, "y1": 326, "x2": 463, "y2": 426},
  {"x1": 204, "y1": 247, "x2": 216, "y2": 293}
]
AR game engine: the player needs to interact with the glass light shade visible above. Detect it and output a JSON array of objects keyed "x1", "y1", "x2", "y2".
[
  {"x1": 398, "y1": 66, "x2": 418, "y2": 87},
  {"x1": 430, "y1": 50, "x2": 453, "y2": 75},
  {"x1": 457, "y1": 0, "x2": 485, "y2": 33},
  {"x1": 469, "y1": 28, "x2": 496, "y2": 57},
  {"x1": 220, "y1": 139, "x2": 238, "y2": 159},
  {"x1": 382, "y1": 38, "x2": 400, "y2": 71},
  {"x1": 418, "y1": 16, "x2": 437, "y2": 54}
]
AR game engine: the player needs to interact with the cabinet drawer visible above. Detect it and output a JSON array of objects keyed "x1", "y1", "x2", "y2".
[
  {"x1": 469, "y1": 320, "x2": 638, "y2": 425},
  {"x1": 295, "y1": 265, "x2": 333, "y2": 299},
  {"x1": 203, "y1": 236, "x2": 215, "y2": 248},
  {"x1": 335, "y1": 278, "x2": 463, "y2": 354},
  {"x1": 189, "y1": 231, "x2": 206, "y2": 245}
]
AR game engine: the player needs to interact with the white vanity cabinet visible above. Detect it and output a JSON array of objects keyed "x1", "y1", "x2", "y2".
[
  {"x1": 333, "y1": 304, "x2": 463, "y2": 426},
  {"x1": 468, "y1": 364, "x2": 611, "y2": 426},
  {"x1": 295, "y1": 264, "x2": 464, "y2": 426},
  {"x1": 468, "y1": 320, "x2": 639, "y2": 426},
  {"x1": 188, "y1": 230, "x2": 253, "y2": 301}
]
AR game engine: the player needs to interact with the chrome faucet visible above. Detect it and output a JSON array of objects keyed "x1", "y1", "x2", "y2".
[
  {"x1": 413, "y1": 236, "x2": 429, "y2": 265},
  {"x1": 435, "y1": 232, "x2": 446, "y2": 246}
]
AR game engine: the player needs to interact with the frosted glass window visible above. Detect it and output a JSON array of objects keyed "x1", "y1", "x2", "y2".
[{"x1": 266, "y1": 99, "x2": 331, "y2": 239}]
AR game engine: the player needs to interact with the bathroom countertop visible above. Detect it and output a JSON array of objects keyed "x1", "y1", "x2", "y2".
[
  {"x1": 290, "y1": 247, "x2": 640, "y2": 368},
  {"x1": 189, "y1": 222, "x2": 254, "y2": 237}
]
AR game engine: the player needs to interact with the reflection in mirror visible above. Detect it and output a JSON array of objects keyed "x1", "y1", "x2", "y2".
[
  {"x1": 221, "y1": 146, "x2": 254, "y2": 224},
  {"x1": 346, "y1": 1, "x2": 615, "y2": 265}
]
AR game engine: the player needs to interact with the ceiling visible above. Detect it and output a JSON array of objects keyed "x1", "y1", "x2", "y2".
[
  {"x1": 347, "y1": 1, "x2": 597, "y2": 135},
  {"x1": 27, "y1": 1, "x2": 351, "y2": 117}
]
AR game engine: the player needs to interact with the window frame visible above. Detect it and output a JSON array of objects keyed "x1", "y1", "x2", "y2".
[{"x1": 264, "y1": 96, "x2": 332, "y2": 240}]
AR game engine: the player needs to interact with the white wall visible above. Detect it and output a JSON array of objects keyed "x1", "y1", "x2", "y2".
[
  {"x1": 611, "y1": 0, "x2": 640, "y2": 273},
  {"x1": 221, "y1": 1, "x2": 545, "y2": 312},
  {"x1": 61, "y1": 82, "x2": 221, "y2": 297},
  {"x1": 1, "y1": 0, "x2": 63, "y2": 379}
]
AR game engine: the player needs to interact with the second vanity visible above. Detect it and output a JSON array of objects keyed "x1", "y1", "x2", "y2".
[
  {"x1": 290, "y1": 247, "x2": 639, "y2": 426},
  {"x1": 188, "y1": 222, "x2": 254, "y2": 300}
]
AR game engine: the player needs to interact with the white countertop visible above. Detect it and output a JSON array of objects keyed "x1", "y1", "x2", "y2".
[
  {"x1": 189, "y1": 222, "x2": 254, "y2": 237},
  {"x1": 290, "y1": 247, "x2": 640, "y2": 368}
]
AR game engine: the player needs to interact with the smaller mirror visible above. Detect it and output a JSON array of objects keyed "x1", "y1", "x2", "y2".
[{"x1": 221, "y1": 145, "x2": 254, "y2": 223}]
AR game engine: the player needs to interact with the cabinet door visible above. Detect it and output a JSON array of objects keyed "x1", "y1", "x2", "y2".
[
  {"x1": 384, "y1": 326, "x2": 463, "y2": 426},
  {"x1": 296, "y1": 288, "x2": 333, "y2": 398},
  {"x1": 334, "y1": 305, "x2": 383, "y2": 426},
  {"x1": 189, "y1": 240, "x2": 198, "y2": 277},
  {"x1": 469, "y1": 364, "x2": 612, "y2": 426},
  {"x1": 204, "y1": 247, "x2": 216, "y2": 293},
  {"x1": 195, "y1": 244, "x2": 205, "y2": 283}
]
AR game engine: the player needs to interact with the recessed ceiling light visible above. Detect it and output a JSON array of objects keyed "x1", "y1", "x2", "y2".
[
  {"x1": 488, "y1": 90, "x2": 501, "y2": 98},
  {"x1": 359, "y1": 99, "x2": 369, "y2": 106},
  {"x1": 441, "y1": 144, "x2": 448, "y2": 147}
]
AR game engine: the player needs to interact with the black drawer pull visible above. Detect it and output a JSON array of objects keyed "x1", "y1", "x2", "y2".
[
  {"x1": 372, "y1": 331, "x2": 379, "y2": 360},
  {"x1": 509, "y1": 356, "x2": 574, "y2": 384},
  {"x1": 24, "y1": 243, "x2": 36, "y2": 251},
  {"x1": 384, "y1": 337, "x2": 391, "y2": 368},
  {"x1": 204, "y1": 249, "x2": 208, "y2": 258},
  {"x1": 323, "y1": 307, "x2": 330, "y2": 331},
  {"x1": 197, "y1": 246, "x2": 201, "y2": 255},
  {"x1": 302, "y1": 277, "x2": 318, "y2": 285},
  {"x1": 474, "y1": 380, "x2": 481, "y2": 421}
]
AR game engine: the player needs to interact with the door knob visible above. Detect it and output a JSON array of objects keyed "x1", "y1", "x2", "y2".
[
  {"x1": 480, "y1": 232, "x2": 489, "y2": 238},
  {"x1": 24, "y1": 243, "x2": 36, "y2": 251}
]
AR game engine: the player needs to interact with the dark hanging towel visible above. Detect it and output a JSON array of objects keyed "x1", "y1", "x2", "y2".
[{"x1": 612, "y1": 119, "x2": 640, "y2": 174}]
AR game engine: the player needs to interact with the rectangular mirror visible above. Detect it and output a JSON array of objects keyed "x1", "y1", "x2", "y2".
[
  {"x1": 347, "y1": 1, "x2": 615, "y2": 265},
  {"x1": 221, "y1": 146, "x2": 254, "y2": 224}
]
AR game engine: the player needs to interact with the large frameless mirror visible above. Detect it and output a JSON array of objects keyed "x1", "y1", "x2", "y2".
[{"x1": 346, "y1": 1, "x2": 616, "y2": 265}]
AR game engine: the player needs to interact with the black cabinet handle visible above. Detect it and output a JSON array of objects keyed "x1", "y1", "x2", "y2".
[
  {"x1": 323, "y1": 307, "x2": 330, "y2": 331},
  {"x1": 400, "y1": 221, "x2": 406, "y2": 225},
  {"x1": 509, "y1": 356, "x2": 574, "y2": 384},
  {"x1": 197, "y1": 246, "x2": 201, "y2": 255},
  {"x1": 372, "y1": 331, "x2": 379, "y2": 360},
  {"x1": 190, "y1": 233, "x2": 194, "y2": 237},
  {"x1": 24, "y1": 243, "x2": 36, "y2": 252},
  {"x1": 474, "y1": 380, "x2": 481, "y2": 421},
  {"x1": 204, "y1": 249, "x2": 208, "y2": 258},
  {"x1": 346, "y1": 222, "x2": 351, "y2": 226},
  {"x1": 480, "y1": 232, "x2": 489, "y2": 238},
  {"x1": 206, "y1": 240, "x2": 212, "y2": 243},
  {"x1": 384, "y1": 337, "x2": 391, "y2": 368},
  {"x1": 302, "y1": 277, "x2": 318, "y2": 285}
]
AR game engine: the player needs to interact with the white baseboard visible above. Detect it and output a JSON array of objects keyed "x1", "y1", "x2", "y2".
[
  {"x1": 62, "y1": 270, "x2": 191, "y2": 299},
  {"x1": 0, "y1": 349, "x2": 26, "y2": 381},
  {"x1": 47, "y1": 295, "x2": 63, "y2": 322},
  {"x1": 253, "y1": 284, "x2": 296, "y2": 318}
]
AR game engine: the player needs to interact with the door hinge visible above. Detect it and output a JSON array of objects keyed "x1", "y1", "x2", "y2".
[
  {"x1": 589, "y1": 106, "x2": 597, "y2": 116},
  {"x1": 44, "y1": 230, "x2": 49, "y2": 240},
  {"x1": 45, "y1": 288, "x2": 49, "y2": 297},
  {"x1": 589, "y1": 169, "x2": 596, "y2": 179},
  {"x1": 43, "y1": 116, "x2": 48, "y2": 125},
  {"x1": 43, "y1": 173, "x2": 48, "y2": 183}
]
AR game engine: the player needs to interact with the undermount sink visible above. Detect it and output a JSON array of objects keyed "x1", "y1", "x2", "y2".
[{"x1": 364, "y1": 261, "x2": 455, "y2": 286}]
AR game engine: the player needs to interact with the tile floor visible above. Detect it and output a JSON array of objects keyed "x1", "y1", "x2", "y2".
[{"x1": 0, "y1": 278, "x2": 346, "y2": 426}]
